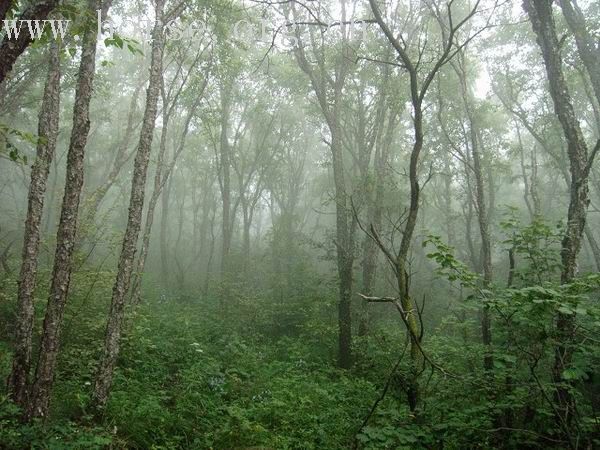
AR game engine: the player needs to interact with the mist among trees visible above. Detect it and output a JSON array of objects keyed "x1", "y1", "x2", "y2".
[{"x1": 0, "y1": 0, "x2": 599, "y2": 448}]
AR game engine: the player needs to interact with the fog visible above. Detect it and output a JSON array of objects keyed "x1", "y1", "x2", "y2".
[{"x1": 0, "y1": 0, "x2": 599, "y2": 448}]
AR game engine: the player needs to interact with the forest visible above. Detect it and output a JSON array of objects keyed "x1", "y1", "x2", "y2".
[{"x1": 0, "y1": 0, "x2": 599, "y2": 448}]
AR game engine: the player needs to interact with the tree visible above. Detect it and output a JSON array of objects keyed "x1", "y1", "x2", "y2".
[
  {"x1": 366, "y1": 0, "x2": 483, "y2": 411},
  {"x1": 524, "y1": 0, "x2": 600, "y2": 430},
  {"x1": 92, "y1": 0, "x2": 166, "y2": 409},
  {"x1": 289, "y1": 0, "x2": 359, "y2": 369},
  {"x1": 7, "y1": 41, "x2": 61, "y2": 407}
]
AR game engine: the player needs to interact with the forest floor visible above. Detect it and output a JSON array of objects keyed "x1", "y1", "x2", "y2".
[{"x1": 0, "y1": 275, "x2": 538, "y2": 449}]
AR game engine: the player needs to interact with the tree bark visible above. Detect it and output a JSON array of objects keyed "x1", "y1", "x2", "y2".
[
  {"x1": 7, "y1": 42, "x2": 61, "y2": 407},
  {"x1": 0, "y1": 0, "x2": 59, "y2": 85},
  {"x1": 92, "y1": 0, "x2": 164, "y2": 409}
]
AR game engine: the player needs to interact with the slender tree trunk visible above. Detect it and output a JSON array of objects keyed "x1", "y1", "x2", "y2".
[
  {"x1": 242, "y1": 204, "x2": 251, "y2": 270},
  {"x1": 204, "y1": 205, "x2": 216, "y2": 296},
  {"x1": 8, "y1": 42, "x2": 61, "y2": 406},
  {"x1": 396, "y1": 104, "x2": 424, "y2": 411},
  {"x1": 219, "y1": 84, "x2": 232, "y2": 279},
  {"x1": 454, "y1": 57, "x2": 494, "y2": 371},
  {"x1": 368, "y1": 0, "x2": 478, "y2": 410},
  {"x1": 92, "y1": 1, "x2": 164, "y2": 409},
  {"x1": 129, "y1": 79, "x2": 172, "y2": 305},
  {"x1": 359, "y1": 108, "x2": 395, "y2": 336},
  {"x1": 26, "y1": 0, "x2": 109, "y2": 419},
  {"x1": 291, "y1": 24, "x2": 355, "y2": 369},
  {"x1": 331, "y1": 127, "x2": 354, "y2": 370}
]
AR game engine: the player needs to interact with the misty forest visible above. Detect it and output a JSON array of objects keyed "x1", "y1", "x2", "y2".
[{"x1": 1, "y1": 0, "x2": 600, "y2": 448}]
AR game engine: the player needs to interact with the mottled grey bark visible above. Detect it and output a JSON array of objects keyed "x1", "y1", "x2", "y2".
[
  {"x1": 7, "y1": 42, "x2": 61, "y2": 407},
  {"x1": 525, "y1": 0, "x2": 595, "y2": 430},
  {"x1": 92, "y1": 0, "x2": 164, "y2": 409},
  {"x1": 27, "y1": 0, "x2": 109, "y2": 420}
]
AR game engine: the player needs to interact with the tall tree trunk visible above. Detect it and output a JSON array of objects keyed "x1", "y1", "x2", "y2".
[
  {"x1": 26, "y1": 0, "x2": 109, "y2": 419},
  {"x1": 368, "y1": 0, "x2": 479, "y2": 411},
  {"x1": 290, "y1": 5, "x2": 355, "y2": 368},
  {"x1": 92, "y1": 0, "x2": 164, "y2": 409},
  {"x1": 525, "y1": 0, "x2": 595, "y2": 431},
  {"x1": 242, "y1": 204, "x2": 251, "y2": 271},
  {"x1": 8, "y1": 42, "x2": 61, "y2": 406},
  {"x1": 219, "y1": 83, "x2": 232, "y2": 279},
  {"x1": 453, "y1": 55, "x2": 494, "y2": 371},
  {"x1": 331, "y1": 127, "x2": 354, "y2": 370},
  {"x1": 204, "y1": 205, "x2": 216, "y2": 296}
]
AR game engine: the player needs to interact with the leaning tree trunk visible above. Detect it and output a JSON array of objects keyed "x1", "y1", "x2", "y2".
[
  {"x1": 0, "y1": 0, "x2": 59, "y2": 85},
  {"x1": 525, "y1": 0, "x2": 595, "y2": 431},
  {"x1": 7, "y1": 42, "x2": 61, "y2": 407},
  {"x1": 92, "y1": 0, "x2": 164, "y2": 410},
  {"x1": 26, "y1": 0, "x2": 109, "y2": 420},
  {"x1": 130, "y1": 90, "x2": 203, "y2": 305},
  {"x1": 81, "y1": 82, "x2": 141, "y2": 230}
]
